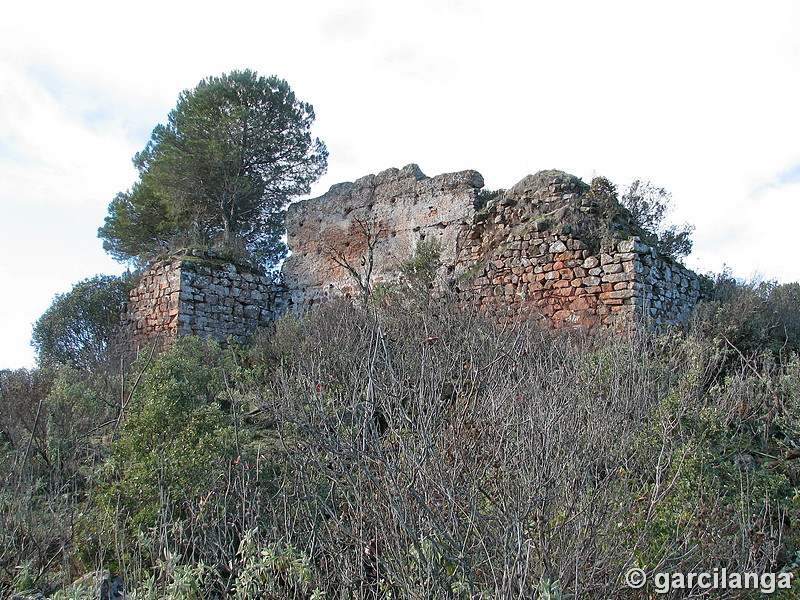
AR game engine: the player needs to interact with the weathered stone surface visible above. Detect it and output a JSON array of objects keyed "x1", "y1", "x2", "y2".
[
  {"x1": 71, "y1": 570, "x2": 124, "y2": 600},
  {"x1": 125, "y1": 165, "x2": 701, "y2": 347},
  {"x1": 283, "y1": 164, "x2": 482, "y2": 309},
  {"x1": 122, "y1": 254, "x2": 286, "y2": 351}
]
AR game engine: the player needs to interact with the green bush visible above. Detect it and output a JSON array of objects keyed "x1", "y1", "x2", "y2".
[
  {"x1": 80, "y1": 336, "x2": 261, "y2": 582},
  {"x1": 693, "y1": 270, "x2": 800, "y2": 361},
  {"x1": 32, "y1": 273, "x2": 136, "y2": 371}
]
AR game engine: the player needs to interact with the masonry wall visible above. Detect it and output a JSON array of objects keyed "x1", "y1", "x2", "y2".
[
  {"x1": 285, "y1": 165, "x2": 701, "y2": 329},
  {"x1": 123, "y1": 251, "x2": 285, "y2": 351},
  {"x1": 124, "y1": 259, "x2": 182, "y2": 350},
  {"x1": 124, "y1": 165, "x2": 702, "y2": 350},
  {"x1": 283, "y1": 164, "x2": 483, "y2": 311},
  {"x1": 452, "y1": 172, "x2": 701, "y2": 328}
]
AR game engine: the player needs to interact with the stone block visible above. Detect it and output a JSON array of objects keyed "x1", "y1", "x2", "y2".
[
  {"x1": 583, "y1": 276, "x2": 601, "y2": 287},
  {"x1": 600, "y1": 289, "x2": 636, "y2": 300},
  {"x1": 602, "y1": 272, "x2": 634, "y2": 284},
  {"x1": 616, "y1": 240, "x2": 634, "y2": 252}
]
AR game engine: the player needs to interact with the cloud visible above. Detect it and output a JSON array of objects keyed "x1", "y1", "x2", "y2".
[
  {"x1": 0, "y1": 61, "x2": 139, "y2": 206},
  {"x1": 752, "y1": 162, "x2": 800, "y2": 197},
  {"x1": 321, "y1": 7, "x2": 369, "y2": 39}
]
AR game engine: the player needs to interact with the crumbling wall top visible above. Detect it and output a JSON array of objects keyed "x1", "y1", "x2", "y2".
[{"x1": 284, "y1": 164, "x2": 484, "y2": 308}]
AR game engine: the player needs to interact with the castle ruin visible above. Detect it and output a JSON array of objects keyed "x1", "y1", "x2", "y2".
[{"x1": 123, "y1": 165, "x2": 702, "y2": 348}]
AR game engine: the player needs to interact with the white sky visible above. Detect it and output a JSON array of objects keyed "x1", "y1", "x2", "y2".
[{"x1": 1, "y1": 0, "x2": 799, "y2": 369}]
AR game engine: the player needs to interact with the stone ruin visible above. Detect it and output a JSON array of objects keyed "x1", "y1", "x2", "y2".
[
  {"x1": 123, "y1": 164, "x2": 702, "y2": 349},
  {"x1": 122, "y1": 251, "x2": 285, "y2": 351}
]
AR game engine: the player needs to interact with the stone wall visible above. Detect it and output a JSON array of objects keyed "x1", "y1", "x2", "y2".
[
  {"x1": 452, "y1": 171, "x2": 701, "y2": 328},
  {"x1": 123, "y1": 251, "x2": 285, "y2": 351},
  {"x1": 124, "y1": 258, "x2": 182, "y2": 350},
  {"x1": 124, "y1": 165, "x2": 702, "y2": 349},
  {"x1": 283, "y1": 164, "x2": 483, "y2": 310},
  {"x1": 285, "y1": 165, "x2": 701, "y2": 329}
]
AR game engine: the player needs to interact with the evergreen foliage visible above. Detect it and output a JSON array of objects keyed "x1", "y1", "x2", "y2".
[
  {"x1": 99, "y1": 70, "x2": 328, "y2": 268},
  {"x1": 31, "y1": 274, "x2": 135, "y2": 371},
  {"x1": 621, "y1": 179, "x2": 695, "y2": 260}
]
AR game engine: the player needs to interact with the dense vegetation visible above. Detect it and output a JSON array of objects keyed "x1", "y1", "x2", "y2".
[
  {"x1": 2, "y1": 269, "x2": 799, "y2": 599},
  {"x1": 6, "y1": 69, "x2": 798, "y2": 598},
  {"x1": 31, "y1": 274, "x2": 136, "y2": 372}
]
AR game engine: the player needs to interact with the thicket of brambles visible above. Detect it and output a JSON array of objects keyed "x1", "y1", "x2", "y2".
[{"x1": 2, "y1": 258, "x2": 799, "y2": 599}]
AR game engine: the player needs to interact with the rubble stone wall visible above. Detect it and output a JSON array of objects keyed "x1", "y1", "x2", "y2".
[
  {"x1": 452, "y1": 171, "x2": 701, "y2": 328},
  {"x1": 283, "y1": 164, "x2": 483, "y2": 311},
  {"x1": 123, "y1": 251, "x2": 285, "y2": 351},
  {"x1": 124, "y1": 259, "x2": 182, "y2": 351},
  {"x1": 124, "y1": 165, "x2": 702, "y2": 349}
]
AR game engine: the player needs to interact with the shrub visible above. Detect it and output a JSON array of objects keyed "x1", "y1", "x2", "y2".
[
  {"x1": 693, "y1": 269, "x2": 800, "y2": 361},
  {"x1": 242, "y1": 301, "x2": 799, "y2": 598},
  {"x1": 32, "y1": 273, "x2": 136, "y2": 371}
]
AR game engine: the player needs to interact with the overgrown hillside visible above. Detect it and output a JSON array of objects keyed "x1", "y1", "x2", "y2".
[{"x1": 1, "y1": 277, "x2": 799, "y2": 599}]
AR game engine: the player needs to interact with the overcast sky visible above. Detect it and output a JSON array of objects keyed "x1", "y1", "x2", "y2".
[{"x1": 1, "y1": 0, "x2": 799, "y2": 369}]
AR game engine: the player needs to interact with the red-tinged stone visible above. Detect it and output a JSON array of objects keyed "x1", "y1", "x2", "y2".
[{"x1": 570, "y1": 297, "x2": 590, "y2": 310}]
